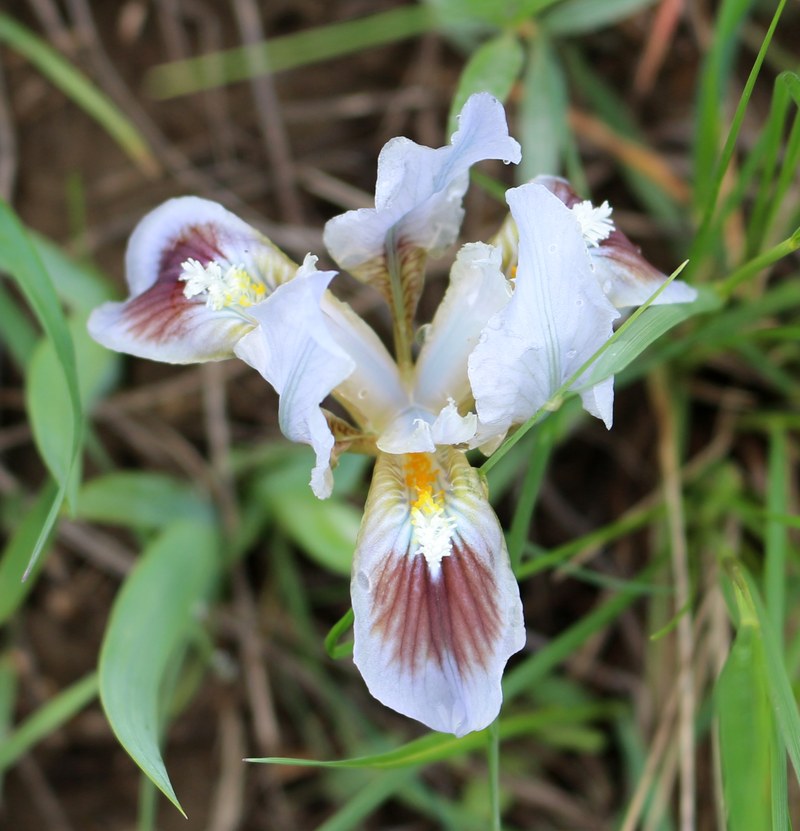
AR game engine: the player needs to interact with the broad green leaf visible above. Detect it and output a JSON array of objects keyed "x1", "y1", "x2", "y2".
[
  {"x1": 26, "y1": 315, "x2": 119, "y2": 497},
  {"x1": 0, "y1": 14, "x2": 156, "y2": 175},
  {"x1": 146, "y1": 6, "x2": 434, "y2": 98},
  {"x1": 0, "y1": 200, "x2": 82, "y2": 572},
  {"x1": 32, "y1": 233, "x2": 115, "y2": 313},
  {"x1": 519, "y1": 35, "x2": 567, "y2": 180},
  {"x1": 248, "y1": 705, "x2": 613, "y2": 768},
  {"x1": 77, "y1": 472, "x2": 210, "y2": 531},
  {"x1": 582, "y1": 285, "x2": 722, "y2": 388},
  {"x1": 99, "y1": 520, "x2": 221, "y2": 815},
  {"x1": 258, "y1": 469, "x2": 360, "y2": 577},
  {"x1": 0, "y1": 672, "x2": 98, "y2": 773},
  {"x1": 0, "y1": 482, "x2": 60, "y2": 625},
  {"x1": 541, "y1": 0, "x2": 658, "y2": 35},
  {"x1": 448, "y1": 34, "x2": 524, "y2": 135},
  {"x1": 0, "y1": 279, "x2": 38, "y2": 369},
  {"x1": 716, "y1": 619, "x2": 773, "y2": 831}
]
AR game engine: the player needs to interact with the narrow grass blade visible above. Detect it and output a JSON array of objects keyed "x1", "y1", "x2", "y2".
[
  {"x1": 0, "y1": 652, "x2": 17, "y2": 795},
  {"x1": 716, "y1": 609, "x2": 773, "y2": 831},
  {"x1": 0, "y1": 14, "x2": 156, "y2": 175},
  {"x1": 505, "y1": 562, "x2": 658, "y2": 699},
  {"x1": 447, "y1": 33, "x2": 524, "y2": 135},
  {"x1": 247, "y1": 705, "x2": 613, "y2": 768},
  {"x1": 733, "y1": 565, "x2": 800, "y2": 788},
  {"x1": 0, "y1": 672, "x2": 98, "y2": 773},
  {"x1": 325, "y1": 608, "x2": 355, "y2": 660},
  {"x1": 146, "y1": 6, "x2": 433, "y2": 98},
  {"x1": 0, "y1": 481, "x2": 60, "y2": 625},
  {"x1": 99, "y1": 519, "x2": 221, "y2": 816}
]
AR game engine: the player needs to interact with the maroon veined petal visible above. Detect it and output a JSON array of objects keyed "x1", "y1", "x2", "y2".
[{"x1": 351, "y1": 449, "x2": 524, "y2": 736}]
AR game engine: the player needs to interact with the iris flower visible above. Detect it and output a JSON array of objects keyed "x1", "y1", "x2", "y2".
[{"x1": 88, "y1": 93, "x2": 696, "y2": 736}]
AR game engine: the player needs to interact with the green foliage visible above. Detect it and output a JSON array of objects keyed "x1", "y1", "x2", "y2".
[
  {"x1": 0, "y1": 14, "x2": 156, "y2": 174},
  {"x1": 99, "y1": 520, "x2": 221, "y2": 815}
]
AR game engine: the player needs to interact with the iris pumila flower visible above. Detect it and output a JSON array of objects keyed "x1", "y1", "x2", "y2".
[{"x1": 88, "y1": 93, "x2": 696, "y2": 736}]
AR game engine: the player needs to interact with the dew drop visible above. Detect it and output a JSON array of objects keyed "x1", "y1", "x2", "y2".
[
  {"x1": 576, "y1": 298, "x2": 584, "y2": 307},
  {"x1": 548, "y1": 243, "x2": 558, "y2": 253},
  {"x1": 357, "y1": 570, "x2": 371, "y2": 592},
  {"x1": 357, "y1": 389, "x2": 368, "y2": 400},
  {"x1": 566, "y1": 349, "x2": 577, "y2": 359}
]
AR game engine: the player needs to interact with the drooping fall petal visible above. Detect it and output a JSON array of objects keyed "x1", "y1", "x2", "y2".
[
  {"x1": 234, "y1": 257, "x2": 355, "y2": 498},
  {"x1": 469, "y1": 183, "x2": 620, "y2": 432},
  {"x1": 88, "y1": 197, "x2": 297, "y2": 363},
  {"x1": 323, "y1": 93, "x2": 521, "y2": 331},
  {"x1": 351, "y1": 449, "x2": 524, "y2": 736}
]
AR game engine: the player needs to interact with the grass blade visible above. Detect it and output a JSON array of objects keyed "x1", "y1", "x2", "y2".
[{"x1": 0, "y1": 14, "x2": 156, "y2": 175}]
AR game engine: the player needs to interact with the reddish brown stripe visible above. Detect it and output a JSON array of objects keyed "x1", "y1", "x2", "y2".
[
  {"x1": 124, "y1": 224, "x2": 223, "y2": 342},
  {"x1": 371, "y1": 543, "x2": 501, "y2": 675}
]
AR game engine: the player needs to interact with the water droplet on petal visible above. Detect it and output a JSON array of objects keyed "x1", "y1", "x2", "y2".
[
  {"x1": 549, "y1": 243, "x2": 558, "y2": 253},
  {"x1": 357, "y1": 570, "x2": 371, "y2": 592},
  {"x1": 566, "y1": 349, "x2": 577, "y2": 359},
  {"x1": 576, "y1": 298, "x2": 584, "y2": 307},
  {"x1": 357, "y1": 389, "x2": 368, "y2": 400}
]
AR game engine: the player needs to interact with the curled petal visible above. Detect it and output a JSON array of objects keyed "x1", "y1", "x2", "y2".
[
  {"x1": 88, "y1": 197, "x2": 297, "y2": 363},
  {"x1": 376, "y1": 401, "x2": 477, "y2": 455},
  {"x1": 323, "y1": 93, "x2": 521, "y2": 325},
  {"x1": 414, "y1": 242, "x2": 511, "y2": 412},
  {"x1": 533, "y1": 175, "x2": 697, "y2": 308},
  {"x1": 469, "y1": 183, "x2": 620, "y2": 433},
  {"x1": 234, "y1": 258, "x2": 355, "y2": 498},
  {"x1": 352, "y1": 449, "x2": 524, "y2": 736}
]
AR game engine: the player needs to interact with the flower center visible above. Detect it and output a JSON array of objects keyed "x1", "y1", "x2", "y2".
[
  {"x1": 404, "y1": 454, "x2": 456, "y2": 572},
  {"x1": 179, "y1": 257, "x2": 266, "y2": 311},
  {"x1": 571, "y1": 199, "x2": 615, "y2": 247}
]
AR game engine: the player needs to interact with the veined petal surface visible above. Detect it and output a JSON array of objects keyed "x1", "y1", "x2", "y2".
[
  {"x1": 323, "y1": 93, "x2": 521, "y2": 324},
  {"x1": 234, "y1": 258, "x2": 354, "y2": 498},
  {"x1": 533, "y1": 175, "x2": 697, "y2": 308},
  {"x1": 414, "y1": 242, "x2": 511, "y2": 412},
  {"x1": 351, "y1": 449, "x2": 524, "y2": 736},
  {"x1": 469, "y1": 183, "x2": 620, "y2": 432},
  {"x1": 88, "y1": 197, "x2": 297, "y2": 363}
]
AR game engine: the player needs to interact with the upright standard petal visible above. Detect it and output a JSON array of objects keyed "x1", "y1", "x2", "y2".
[
  {"x1": 414, "y1": 242, "x2": 511, "y2": 413},
  {"x1": 323, "y1": 93, "x2": 521, "y2": 332},
  {"x1": 469, "y1": 183, "x2": 620, "y2": 432},
  {"x1": 88, "y1": 197, "x2": 298, "y2": 363},
  {"x1": 351, "y1": 449, "x2": 524, "y2": 736},
  {"x1": 234, "y1": 258, "x2": 355, "y2": 498}
]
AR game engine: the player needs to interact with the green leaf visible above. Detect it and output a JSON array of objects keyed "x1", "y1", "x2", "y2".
[
  {"x1": 32, "y1": 233, "x2": 115, "y2": 313},
  {"x1": 541, "y1": 0, "x2": 658, "y2": 35},
  {"x1": 716, "y1": 619, "x2": 774, "y2": 831},
  {"x1": 581, "y1": 285, "x2": 722, "y2": 388},
  {"x1": 99, "y1": 520, "x2": 221, "y2": 816},
  {"x1": 324, "y1": 608, "x2": 355, "y2": 659},
  {"x1": 0, "y1": 279, "x2": 38, "y2": 369},
  {"x1": 0, "y1": 201, "x2": 82, "y2": 574},
  {"x1": 248, "y1": 705, "x2": 612, "y2": 768},
  {"x1": 26, "y1": 315, "x2": 119, "y2": 501},
  {"x1": 0, "y1": 673, "x2": 98, "y2": 774},
  {"x1": 0, "y1": 14, "x2": 156, "y2": 175},
  {"x1": 0, "y1": 482, "x2": 60, "y2": 626},
  {"x1": 256, "y1": 460, "x2": 360, "y2": 577},
  {"x1": 447, "y1": 34, "x2": 524, "y2": 135},
  {"x1": 519, "y1": 35, "x2": 567, "y2": 180},
  {"x1": 146, "y1": 6, "x2": 434, "y2": 98},
  {"x1": 77, "y1": 472, "x2": 211, "y2": 531}
]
